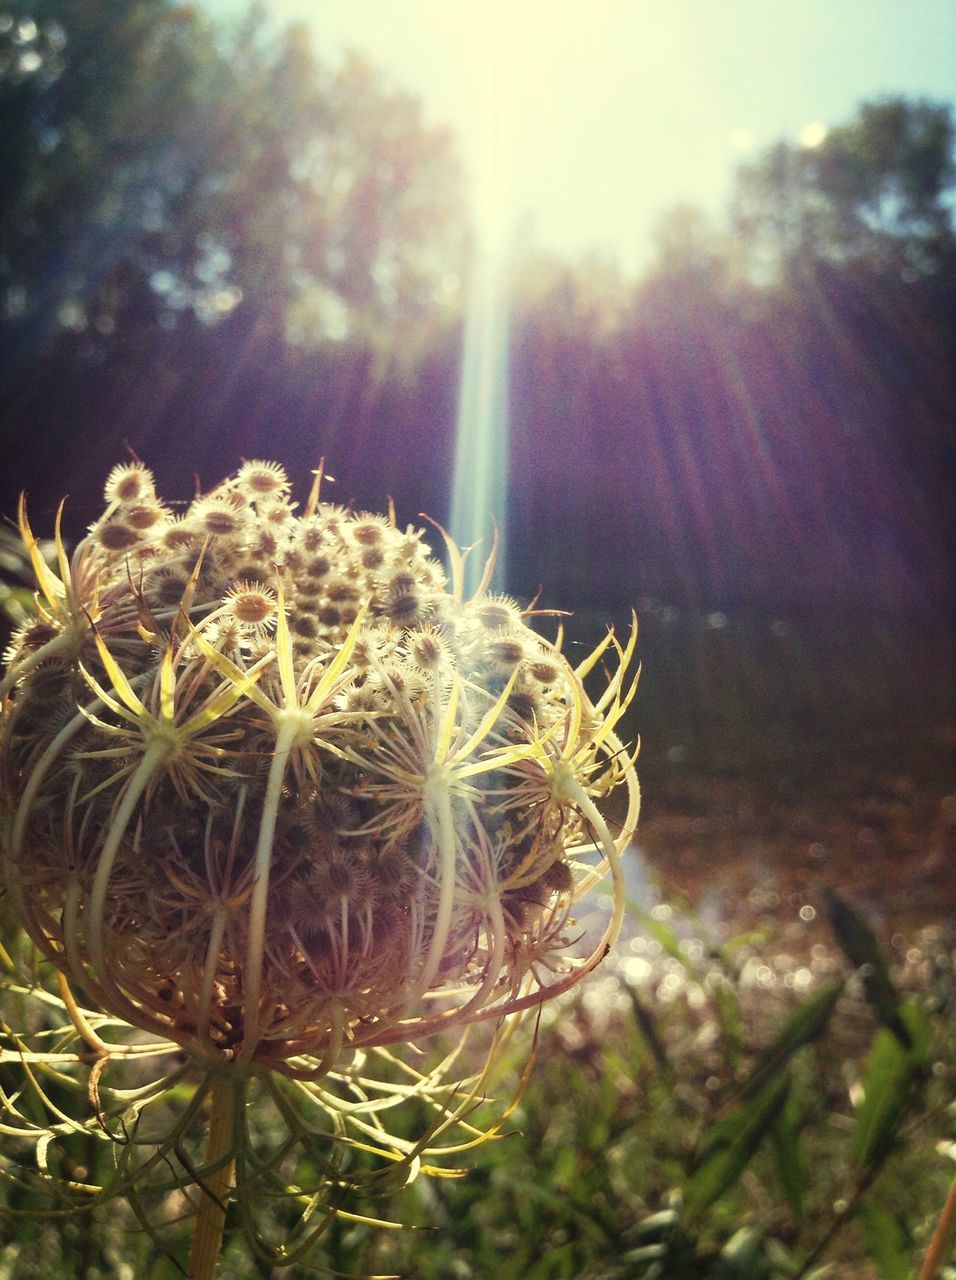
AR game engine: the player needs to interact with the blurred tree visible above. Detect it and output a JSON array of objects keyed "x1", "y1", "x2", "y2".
[
  {"x1": 1, "y1": 0, "x2": 232, "y2": 369},
  {"x1": 647, "y1": 201, "x2": 730, "y2": 296},
  {"x1": 0, "y1": 0, "x2": 466, "y2": 384},
  {"x1": 730, "y1": 97, "x2": 956, "y2": 283}
]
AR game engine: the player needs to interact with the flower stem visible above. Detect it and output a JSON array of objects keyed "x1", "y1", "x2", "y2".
[
  {"x1": 411, "y1": 778, "x2": 458, "y2": 1004},
  {"x1": 920, "y1": 1174, "x2": 956, "y2": 1280},
  {"x1": 240, "y1": 717, "x2": 296, "y2": 1061},
  {"x1": 188, "y1": 1071, "x2": 237, "y2": 1280}
]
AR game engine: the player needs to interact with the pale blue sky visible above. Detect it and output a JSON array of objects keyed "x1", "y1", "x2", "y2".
[{"x1": 207, "y1": 1, "x2": 956, "y2": 272}]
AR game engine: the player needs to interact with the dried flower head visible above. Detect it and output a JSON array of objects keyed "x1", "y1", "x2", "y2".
[
  {"x1": 103, "y1": 460, "x2": 156, "y2": 506},
  {"x1": 221, "y1": 579, "x2": 279, "y2": 628},
  {"x1": 0, "y1": 463, "x2": 639, "y2": 1274}
]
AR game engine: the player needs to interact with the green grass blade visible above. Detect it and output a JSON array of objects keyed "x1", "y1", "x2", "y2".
[
  {"x1": 739, "y1": 981, "x2": 843, "y2": 1100},
  {"x1": 824, "y1": 889, "x2": 910, "y2": 1046},
  {"x1": 685, "y1": 1074, "x2": 790, "y2": 1216},
  {"x1": 851, "y1": 1002, "x2": 932, "y2": 1168},
  {"x1": 771, "y1": 1093, "x2": 805, "y2": 1221},
  {"x1": 859, "y1": 1201, "x2": 910, "y2": 1280}
]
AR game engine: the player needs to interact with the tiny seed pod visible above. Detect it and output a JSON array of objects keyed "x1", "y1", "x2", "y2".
[
  {"x1": 104, "y1": 461, "x2": 155, "y2": 505},
  {"x1": 94, "y1": 520, "x2": 141, "y2": 551}
]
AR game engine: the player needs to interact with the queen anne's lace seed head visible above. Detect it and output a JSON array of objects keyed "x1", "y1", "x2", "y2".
[
  {"x1": 0, "y1": 462, "x2": 639, "y2": 1264},
  {"x1": 104, "y1": 461, "x2": 156, "y2": 506},
  {"x1": 222, "y1": 580, "x2": 278, "y2": 629},
  {"x1": 235, "y1": 459, "x2": 290, "y2": 497}
]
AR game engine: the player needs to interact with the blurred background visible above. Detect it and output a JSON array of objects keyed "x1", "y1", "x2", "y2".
[
  {"x1": 1, "y1": 7, "x2": 955, "y2": 1275},
  {"x1": 1, "y1": 0, "x2": 954, "y2": 940}
]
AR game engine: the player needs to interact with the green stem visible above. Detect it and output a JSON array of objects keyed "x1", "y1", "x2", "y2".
[
  {"x1": 239, "y1": 718, "x2": 296, "y2": 1062},
  {"x1": 187, "y1": 1072, "x2": 237, "y2": 1280},
  {"x1": 409, "y1": 779, "x2": 458, "y2": 1005},
  {"x1": 87, "y1": 738, "x2": 170, "y2": 1024},
  {"x1": 197, "y1": 906, "x2": 228, "y2": 1053}
]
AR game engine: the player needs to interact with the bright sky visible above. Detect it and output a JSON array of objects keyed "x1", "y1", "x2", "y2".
[{"x1": 209, "y1": 0, "x2": 956, "y2": 273}]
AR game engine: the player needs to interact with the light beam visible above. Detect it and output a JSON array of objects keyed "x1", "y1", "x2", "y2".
[{"x1": 447, "y1": 4, "x2": 526, "y2": 597}]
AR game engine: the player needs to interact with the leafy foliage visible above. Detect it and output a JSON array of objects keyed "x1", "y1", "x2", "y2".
[
  {"x1": 730, "y1": 97, "x2": 956, "y2": 282},
  {"x1": 0, "y1": 1, "x2": 465, "y2": 362}
]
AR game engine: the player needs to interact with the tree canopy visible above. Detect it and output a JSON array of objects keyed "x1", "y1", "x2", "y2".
[
  {"x1": 0, "y1": 7, "x2": 952, "y2": 618},
  {"x1": 730, "y1": 97, "x2": 956, "y2": 283},
  {"x1": 0, "y1": 1, "x2": 465, "y2": 369}
]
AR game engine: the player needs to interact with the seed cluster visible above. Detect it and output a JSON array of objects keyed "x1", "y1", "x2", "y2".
[{"x1": 1, "y1": 463, "x2": 638, "y2": 1070}]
